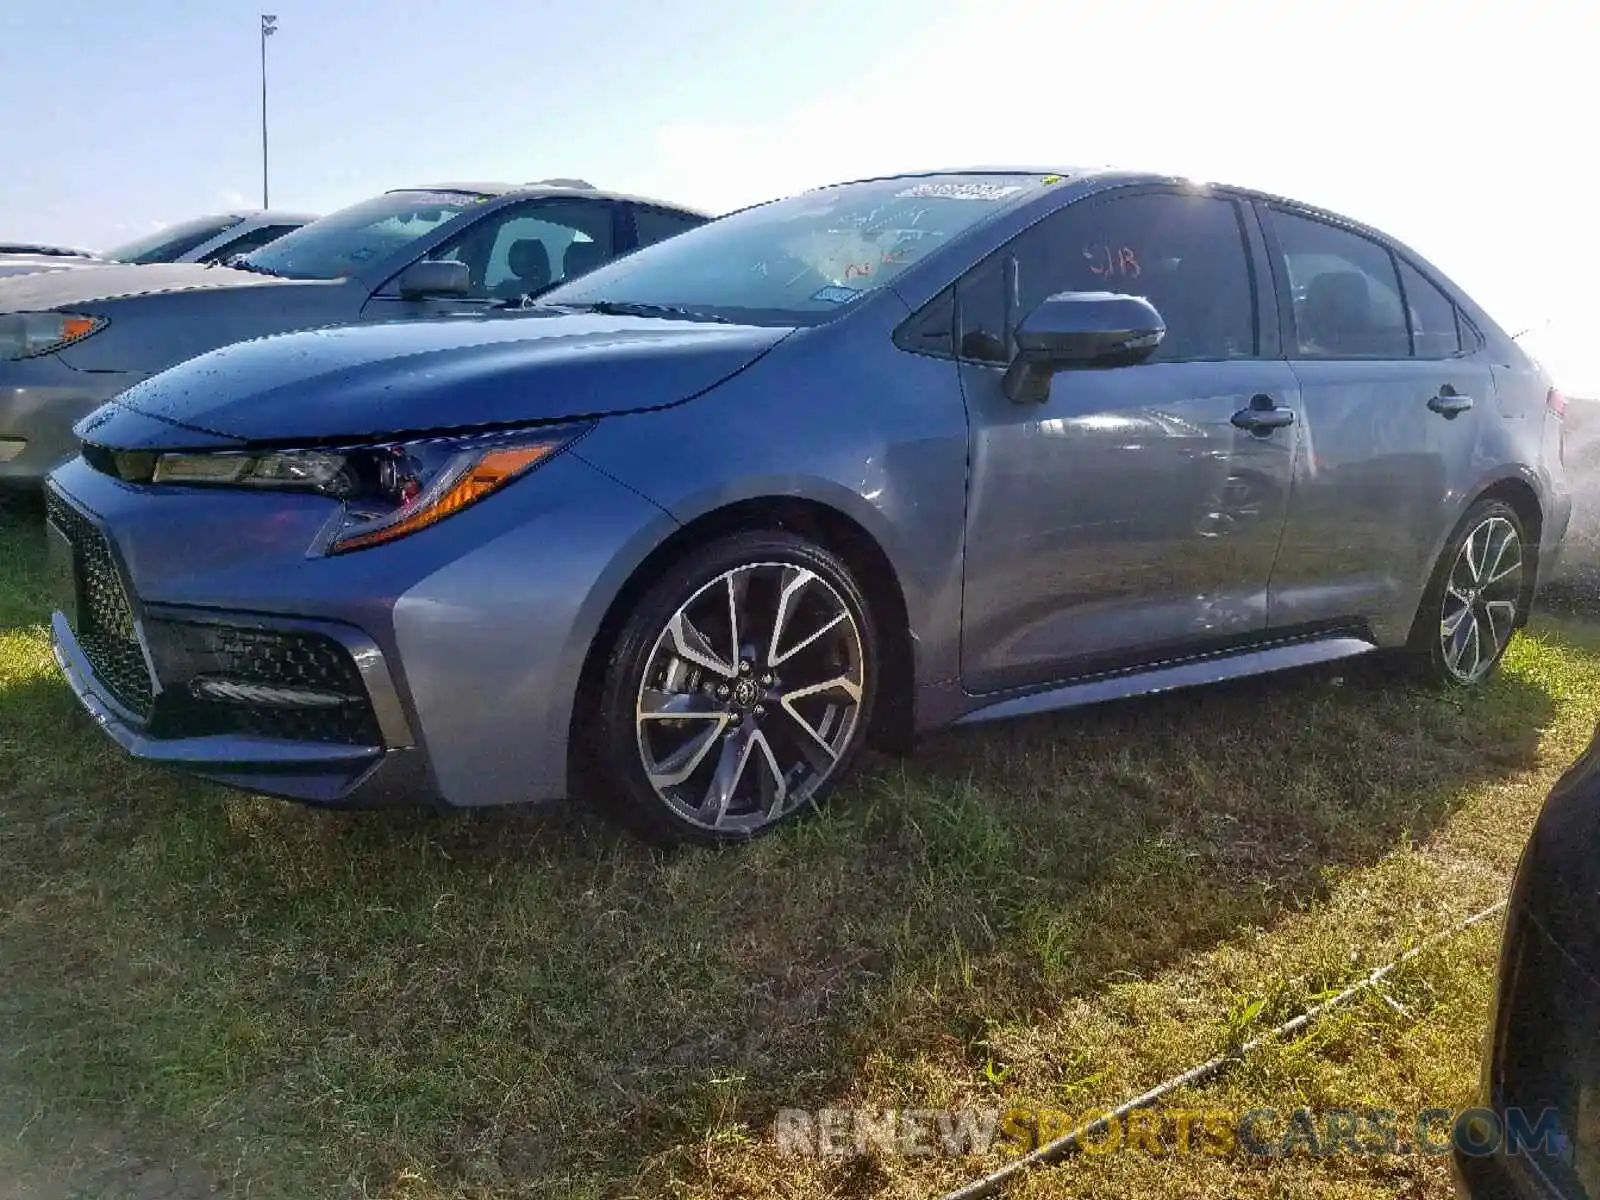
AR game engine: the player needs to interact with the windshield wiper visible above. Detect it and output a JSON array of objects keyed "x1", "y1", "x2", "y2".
[{"x1": 576, "y1": 300, "x2": 731, "y2": 324}]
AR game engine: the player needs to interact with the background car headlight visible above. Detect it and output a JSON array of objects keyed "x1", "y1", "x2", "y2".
[
  {"x1": 149, "y1": 428, "x2": 584, "y2": 554},
  {"x1": 0, "y1": 312, "x2": 106, "y2": 361}
]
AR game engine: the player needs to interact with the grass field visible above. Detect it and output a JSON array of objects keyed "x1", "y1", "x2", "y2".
[{"x1": 2, "y1": 493, "x2": 1598, "y2": 1199}]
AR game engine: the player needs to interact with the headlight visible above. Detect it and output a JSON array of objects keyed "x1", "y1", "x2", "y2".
[
  {"x1": 0, "y1": 312, "x2": 107, "y2": 361},
  {"x1": 149, "y1": 428, "x2": 583, "y2": 554}
]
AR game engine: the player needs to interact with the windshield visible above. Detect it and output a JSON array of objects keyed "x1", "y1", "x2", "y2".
[
  {"x1": 106, "y1": 215, "x2": 245, "y2": 264},
  {"x1": 540, "y1": 174, "x2": 1041, "y2": 326},
  {"x1": 238, "y1": 190, "x2": 488, "y2": 280}
]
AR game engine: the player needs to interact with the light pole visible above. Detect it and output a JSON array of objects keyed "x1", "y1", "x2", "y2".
[{"x1": 260, "y1": 14, "x2": 277, "y2": 209}]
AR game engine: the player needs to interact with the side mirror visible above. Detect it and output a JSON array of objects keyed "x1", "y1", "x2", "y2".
[
  {"x1": 1002, "y1": 291, "x2": 1165, "y2": 403},
  {"x1": 396, "y1": 259, "x2": 470, "y2": 300}
]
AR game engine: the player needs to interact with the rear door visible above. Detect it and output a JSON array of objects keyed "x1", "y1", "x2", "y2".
[
  {"x1": 360, "y1": 197, "x2": 623, "y2": 320},
  {"x1": 956, "y1": 187, "x2": 1301, "y2": 692},
  {"x1": 1259, "y1": 205, "x2": 1492, "y2": 631}
]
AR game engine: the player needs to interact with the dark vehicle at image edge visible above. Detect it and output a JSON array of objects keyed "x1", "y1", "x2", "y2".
[
  {"x1": 1456, "y1": 728, "x2": 1600, "y2": 1199},
  {"x1": 43, "y1": 166, "x2": 1571, "y2": 844}
]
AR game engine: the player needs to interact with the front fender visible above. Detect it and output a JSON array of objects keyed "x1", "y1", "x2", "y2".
[
  {"x1": 392, "y1": 453, "x2": 679, "y2": 805},
  {"x1": 570, "y1": 338, "x2": 972, "y2": 702}
]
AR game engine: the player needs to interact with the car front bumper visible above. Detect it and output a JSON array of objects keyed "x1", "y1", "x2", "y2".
[
  {"x1": 43, "y1": 446, "x2": 677, "y2": 808},
  {"x1": 51, "y1": 608, "x2": 433, "y2": 805},
  {"x1": 0, "y1": 357, "x2": 140, "y2": 486}
]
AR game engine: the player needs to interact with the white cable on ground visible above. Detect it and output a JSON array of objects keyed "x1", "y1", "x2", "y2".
[{"x1": 936, "y1": 899, "x2": 1509, "y2": 1200}]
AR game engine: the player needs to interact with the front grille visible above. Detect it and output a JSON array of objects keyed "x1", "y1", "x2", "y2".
[
  {"x1": 45, "y1": 489, "x2": 155, "y2": 718},
  {"x1": 149, "y1": 622, "x2": 382, "y2": 747}
]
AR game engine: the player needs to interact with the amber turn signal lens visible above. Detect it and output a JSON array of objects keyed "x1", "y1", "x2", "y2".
[
  {"x1": 331, "y1": 444, "x2": 555, "y2": 552},
  {"x1": 61, "y1": 316, "x2": 100, "y2": 343}
]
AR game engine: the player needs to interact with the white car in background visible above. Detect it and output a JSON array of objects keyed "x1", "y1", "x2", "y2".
[{"x1": 0, "y1": 211, "x2": 315, "y2": 279}]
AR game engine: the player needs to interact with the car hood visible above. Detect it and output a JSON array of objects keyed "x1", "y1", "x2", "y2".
[
  {"x1": 0, "y1": 261, "x2": 291, "y2": 310},
  {"x1": 0, "y1": 254, "x2": 110, "y2": 280},
  {"x1": 80, "y1": 310, "x2": 792, "y2": 447}
]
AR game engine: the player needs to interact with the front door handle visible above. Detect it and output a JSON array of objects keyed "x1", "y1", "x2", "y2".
[
  {"x1": 1231, "y1": 395, "x2": 1296, "y2": 434},
  {"x1": 1428, "y1": 385, "x2": 1474, "y2": 418}
]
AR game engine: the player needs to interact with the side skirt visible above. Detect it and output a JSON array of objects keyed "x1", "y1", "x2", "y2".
[{"x1": 954, "y1": 633, "x2": 1378, "y2": 726}]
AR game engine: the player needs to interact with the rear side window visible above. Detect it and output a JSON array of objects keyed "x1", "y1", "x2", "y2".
[
  {"x1": 1396, "y1": 257, "x2": 1463, "y2": 358},
  {"x1": 956, "y1": 191, "x2": 1258, "y2": 363},
  {"x1": 1268, "y1": 209, "x2": 1409, "y2": 359},
  {"x1": 633, "y1": 207, "x2": 703, "y2": 248}
]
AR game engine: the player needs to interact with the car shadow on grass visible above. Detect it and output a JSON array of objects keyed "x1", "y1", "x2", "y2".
[{"x1": 0, "y1": 616, "x2": 1564, "y2": 1196}]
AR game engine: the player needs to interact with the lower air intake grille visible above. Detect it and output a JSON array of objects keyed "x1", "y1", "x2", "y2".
[{"x1": 151, "y1": 623, "x2": 382, "y2": 747}]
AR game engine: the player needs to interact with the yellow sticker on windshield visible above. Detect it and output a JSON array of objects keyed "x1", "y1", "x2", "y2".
[{"x1": 1042, "y1": 174, "x2": 1064, "y2": 185}]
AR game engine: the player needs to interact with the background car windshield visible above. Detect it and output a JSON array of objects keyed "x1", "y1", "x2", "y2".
[
  {"x1": 541, "y1": 175, "x2": 1039, "y2": 325},
  {"x1": 239, "y1": 190, "x2": 486, "y2": 280},
  {"x1": 105, "y1": 215, "x2": 245, "y2": 264}
]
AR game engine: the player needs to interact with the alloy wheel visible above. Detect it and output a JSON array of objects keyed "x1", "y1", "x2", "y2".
[
  {"x1": 1439, "y1": 515, "x2": 1523, "y2": 683},
  {"x1": 635, "y1": 562, "x2": 866, "y2": 833}
]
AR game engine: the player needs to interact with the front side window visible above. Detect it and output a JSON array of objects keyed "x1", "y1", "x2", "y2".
[
  {"x1": 105, "y1": 215, "x2": 246, "y2": 264},
  {"x1": 240, "y1": 190, "x2": 488, "y2": 280},
  {"x1": 540, "y1": 174, "x2": 1045, "y2": 326},
  {"x1": 426, "y1": 200, "x2": 615, "y2": 300},
  {"x1": 955, "y1": 191, "x2": 1257, "y2": 364},
  {"x1": 1397, "y1": 257, "x2": 1463, "y2": 359},
  {"x1": 1268, "y1": 209, "x2": 1410, "y2": 359}
]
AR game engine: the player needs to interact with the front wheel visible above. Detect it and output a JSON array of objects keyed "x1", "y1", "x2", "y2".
[
  {"x1": 1407, "y1": 498, "x2": 1530, "y2": 686},
  {"x1": 590, "y1": 531, "x2": 877, "y2": 844}
]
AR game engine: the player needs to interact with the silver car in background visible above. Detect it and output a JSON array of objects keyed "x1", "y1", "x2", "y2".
[
  {"x1": 0, "y1": 184, "x2": 705, "y2": 484},
  {"x1": 0, "y1": 213, "x2": 314, "y2": 279}
]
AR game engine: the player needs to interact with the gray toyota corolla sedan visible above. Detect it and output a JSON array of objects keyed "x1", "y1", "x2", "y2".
[
  {"x1": 43, "y1": 167, "x2": 1571, "y2": 844},
  {"x1": 0, "y1": 183, "x2": 704, "y2": 485}
]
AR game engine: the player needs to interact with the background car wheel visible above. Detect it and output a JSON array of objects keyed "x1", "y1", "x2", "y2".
[
  {"x1": 1406, "y1": 498, "x2": 1530, "y2": 687},
  {"x1": 591, "y1": 531, "x2": 877, "y2": 845}
]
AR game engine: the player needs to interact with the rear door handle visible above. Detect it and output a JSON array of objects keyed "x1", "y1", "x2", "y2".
[
  {"x1": 1231, "y1": 395, "x2": 1296, "y2": 434},
  {"x1": 1428, "y1": 386, "x2": 1474, "y2": 418}
]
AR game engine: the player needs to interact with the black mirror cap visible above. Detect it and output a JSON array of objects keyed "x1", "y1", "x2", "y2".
[
  {"x1": 1004, "y1": 292, "x2": 1166, "y2": 403},
  {"x1": 1016, "y1": 291, "x2": 1165, "y2": 366},
  {"x1": 397, "y1": 259, "x2": 471, "y2": 300}
]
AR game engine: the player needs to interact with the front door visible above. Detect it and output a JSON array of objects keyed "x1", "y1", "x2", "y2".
[
  {"x1": 957, "y1": 188, "x2": 1300, "y2": 693},
  {"x1": 360, "y1": 197, "x2": 621, "y2": 322},
  {"x1": 1257, "y1": 205, "x2": 1491, "y2": 630}
]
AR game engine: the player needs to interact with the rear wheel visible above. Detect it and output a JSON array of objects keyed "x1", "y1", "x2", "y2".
[
  {"x1": 1407, "y1": 499, "x2": 1529, "y2": 686},
  {"x1": 590, "y1": 531, "x2": 876, "y2": 844}
]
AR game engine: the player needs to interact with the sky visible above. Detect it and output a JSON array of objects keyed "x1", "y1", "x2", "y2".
[{"x1": 2, "y1": 0, "x2": 1597, "y2": 391}]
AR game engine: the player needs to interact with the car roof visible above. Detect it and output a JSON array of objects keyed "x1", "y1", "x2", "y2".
[
  {"x1": 851, "y1": 165, "x2": 1501, "y2": 335},
  {"x1": 396, "y1": 181, "x2": 711, "y2": 217},
  {"x1": 820, "y1": 164, "x2": 1420, "y2": 241}
]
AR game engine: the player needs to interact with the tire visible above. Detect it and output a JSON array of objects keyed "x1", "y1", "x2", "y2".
[
  {"x1": 589, "y1": 531, "x2": 878, "y2": 845},
  {"x1": 1404, "y1": 498, "x2": 1531, "y2": 686}
]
